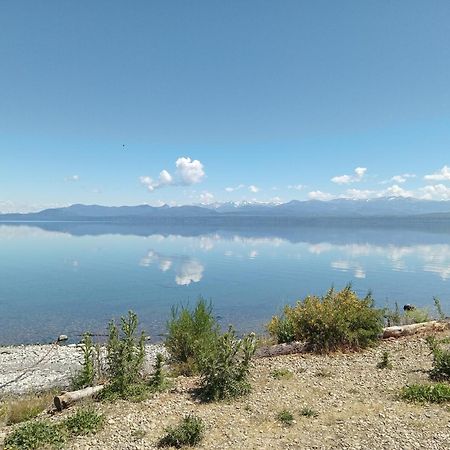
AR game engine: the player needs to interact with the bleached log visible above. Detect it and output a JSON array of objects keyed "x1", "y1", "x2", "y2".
[
  {"x1": 54, "y1": 385, "x2": 104, "y2": 411},
  {"x1": 255, "y1": 341, "x2": 308, "y2": 358},
  {"x1": 382, "y1": 320, "x2": 447, "y2": 339}
]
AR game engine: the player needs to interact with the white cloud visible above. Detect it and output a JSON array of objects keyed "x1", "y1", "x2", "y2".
[
  {"x1": 419, "y1": 184, "x2": 450, "y2": 201},
  {"x1": 343, "y1": 189, "x2": 377, "y2": 200},
  {"x1": 390, "y1": 173, "x2": 416, "y2": 184},
  {"x1": 65, "y1": 175, "x2": 80, "y2": 182},
  {"x1": 175, "y1": 259, "x2": 204, "y2": 286},
  {"x1": 331, "y1": 167, "x2": 367, "y2": 184},
  {"x1": 199, "y1": 191, "x2": 215, "y2": 204},
  {"x1": 225, "y1": 184, "x2": 245, "y2": 192},
  {"x1": 248, "y1": 185, "x2": 260, "y2": 193},
  {"x1": 424, "y1": 166, "x2": 450, "y2": 181},
  {"x1": 140, "y1": 156, "x2": 205, "y2": 192},
  {"x1": 308, "y1": 190, "x2": 335, "y2": 201},
  {"x1": 383, "y1": 184, "x2": 413, "y2": 198},
  {"x1": 288, "y1": 184, "x2": 304, "y2": 191}
]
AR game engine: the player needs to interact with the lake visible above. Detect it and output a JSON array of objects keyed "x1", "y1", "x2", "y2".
[{"x1": 1, "y1": 222, "x2": 450, "y2": 344}]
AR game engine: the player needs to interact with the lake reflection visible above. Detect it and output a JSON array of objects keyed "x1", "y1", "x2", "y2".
[{"x1": 1, "y1": 222, "x2": 450, "y2": 344}]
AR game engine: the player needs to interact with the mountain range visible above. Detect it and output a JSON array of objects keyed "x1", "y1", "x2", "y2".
[{"x1": 1, "y1": 197, "x2": 450, "y2": 222}]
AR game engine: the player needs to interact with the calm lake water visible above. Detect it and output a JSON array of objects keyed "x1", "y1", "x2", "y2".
[{"x1": 1, "y1": 222, "x2": 450, "y2": 344}]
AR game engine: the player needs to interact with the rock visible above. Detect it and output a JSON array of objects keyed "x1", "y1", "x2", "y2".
[{"x1": 57, "y1": 334, "x2": 69, "y2": 342}]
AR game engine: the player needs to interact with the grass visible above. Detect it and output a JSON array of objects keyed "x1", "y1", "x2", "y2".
[
  {"x1": 300, "y1": 407, "x2": 319, "y2": 418},
  {"x1": 3, "y1": 392, "x2": 54, "y2": 425},
  {"x1": 276, "y1": 409, "x2": 294, "y2": 426},
  {"x1": 4, "y1": 420, "x2": 66, "y2": 450},
  {"x1": 401, "y1": 383, "x2": 450, "y2": 403},
  {"x1": 63, "y1": 407, "x2": 104, "y2": 436},
  {"x1": 158, "y1": 415, "x2": 205, "y2": 448},
  {"x1": 270, "y1": 368, "x2": 293, "y2": 380}
]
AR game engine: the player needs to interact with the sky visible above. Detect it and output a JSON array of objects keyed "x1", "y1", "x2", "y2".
[{"x1": 1, "y1": 0, "x2": 450, "y2": 212}]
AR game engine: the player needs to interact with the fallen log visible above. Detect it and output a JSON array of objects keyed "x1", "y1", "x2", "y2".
[
  {"x1": 382, "y1": 320, "x2": 448, "y2": 339},
  {"x1": 255, "y1": 341, "x2": 308, "y2": 358},
  {"x1": 54, "y1": 385, "x2": 104, "y2": 411}
]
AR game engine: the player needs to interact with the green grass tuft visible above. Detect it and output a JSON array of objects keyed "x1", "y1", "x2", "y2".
[
  {"x1": 401, "y1": 383, "x2": 450, "y2": 403},
  {"x1": 158, "y1": 415, "x2": 205, "y2": 448}
]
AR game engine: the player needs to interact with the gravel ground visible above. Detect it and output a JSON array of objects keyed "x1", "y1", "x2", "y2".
[{"x1": 2, "y1": 333, "x2": 450, "y2": 449}]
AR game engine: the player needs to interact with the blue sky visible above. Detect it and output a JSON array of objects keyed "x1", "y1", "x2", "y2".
[{"x1": 1, "y1": 0, "x2": 450, "y2": 212}]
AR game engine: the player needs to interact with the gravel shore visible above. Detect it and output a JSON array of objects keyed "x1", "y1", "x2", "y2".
[
  {"x1": 2, "y1": 332, "x2": 450, "y2": 449},
  {"x1": 0, "y1": 343, "x2": 166, "y2": 396}
]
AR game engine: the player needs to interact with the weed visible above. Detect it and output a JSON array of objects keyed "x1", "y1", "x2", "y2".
[
  {"x1": 165, "y1": 298, "x2": 219, "y2": 375},
  {"x1": 315, "y1": 368, "x2": 333, "y2": 378},
  {"x1": 426, "y1": 336, "x2": 450, "y2": 381},
  {"x1": 401, "y1": 383, "x2": 450, "y2": 403},
  {"x1": 300, "y1": 406, "x2": 319, "y2": 418},
  {"x1": 270, "y1": 368, "x2": 293, "y2": 380},
  {"x1": 149, "y1": 353, "x2": 172, "y2": 393},
  {"x1": 4, "y1": 393, "x2": 53, "y2": 425},
  {"x1": 198, "y1": 327, "x2": 256, "y2": 401},
  {"x1": 63, "y1": 407, "x2": 104, "y2": 436},
  {"x1": 377, "y1": 351, "x2": 393, "y2": 370},
  {"x1": 72, "y1": 333, "x2": 95, "y2": 390},
  {"x1": 404, "y1": 308, "x2": 430, "y2": 324},
  {"x1": 4, "y1": 421, "x2": 66, "y2": 450},
  {"x1": 158, "y1": 414, "x2": 205, "y2": 448},
  {"x1": 100, "y1": 311, "x2": 147, "y2": 400},
  {"x1": 275, "y1": 409, "x2": 294, "y2": 426},
  {"x1": 434, "y1": 297, "x2": 446, "y2": 320},
  {"x1": 268, "y1": 286, "x2": 383, "y2": 353},
  {"x1": 266, "y1": 312, "x2": 295, "y2": 344}
]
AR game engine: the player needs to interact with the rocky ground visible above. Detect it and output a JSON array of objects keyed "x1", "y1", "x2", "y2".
[{"x1": 2, "y1": 333, "x2": 450, "y2": 449}]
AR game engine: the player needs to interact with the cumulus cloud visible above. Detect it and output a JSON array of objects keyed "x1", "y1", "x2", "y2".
[
  {"x1": 65, "y1": 175, "x2": 80, "y2": 182},
  {"x1": 140, "y1": 157, "x2": 205, "y2": 192},
  {"x1": 199, "y1": 191, "x2": 215, "y2": 204},
  {"x1": 424, "y1": 166, "x2": 450, "y2": 181},
  {"x1": 419, "y1": 184, "x2": 450, "y2": 201},
  {"x1": 248, "y1": 185, "x2": 260, "y2": 193},
  {"x1": 308, "y1": 190, "x2": 335, "y2": 201},
  {"x1": 390, "y1": 173, "x2": 416, "y2": 184},
  {"x1": 331, "y1": 167, "x2": 367, "y2": 184},
  {"x1": 225, "y1": 184, "x2": 245, "y2": 192}
]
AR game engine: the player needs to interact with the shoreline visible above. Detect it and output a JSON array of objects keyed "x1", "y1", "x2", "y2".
[{"x1": 0, "y1": 343, "x2": 166, "y2": 397}]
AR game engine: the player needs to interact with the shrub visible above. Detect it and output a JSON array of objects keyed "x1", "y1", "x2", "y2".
[
  {"x1": 268, "y1": 286, "x2": 383, "y2": 353},
  {"x1": 270, "y1": 368, "x2": 293, "y2": 380},
  {"x1": 198, "y1": 327, "x2": 256, "y2": 401},
  {"x1": 427, "y1": 336, "x2": 450, "y2": 381},
  {"x1": 100, "y1": 311, "x2": 147, "y2": 400},
  {"x1": 165, "y1": 298, "x2": 219, "y2": 375},
  {"x1": 401, "y1": 383, "x2": 450, "y2": 403},
  {"x1": 72, "y1": 333, "x2": 95, "y2": 390},
  {"x1": 266, "y1": 312, "x2": 295, "y2": 344},
  {"x1": 434, "y1": 296, "x2": 446, "y2": 320},
  {"x1": 377, "y1": 351, "x2": 393, "y2": 370},
  {"x1": 4, "y1": 421, "x2": 66, "y2": 450},
  {"x1": 300, "y1": 406, "x2": 318, "y2": 418},
  {"x1": 384, "y1": 302, "x2": 430, "y2": 326},
  {"x1": 158, "y1": 414, "x2": 205, "y2": 448},
  {"x1": 4, "y1": 392, "x2": 53, "y2": 425},
  {"x1": 149, "y1": 353, "x2": 172, "y2": 393},
  {"x1": 276, "y1": 409, "x2": 294, "y2": 426},
  {"x1": 63, "y1": 407, "x2": 104, "y2": 436}
]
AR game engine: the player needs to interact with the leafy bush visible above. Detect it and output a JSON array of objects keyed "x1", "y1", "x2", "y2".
[
  {"x1": 268, "y1": 286, "x2": 383, "y2": 353},
  {"x1": 427, "y1": 336, "x2": 450, "y2": 381},
  {"x1": 63, "y1": 407, "x2": 104, "y2": 436},
  {"x1": 158, "y1": 415, "x2": 205, "y2": 448},
  {"x1": 198, "y1": 327, "x2": 256, "y2": 401},
  {"x1": 165, "y1": 298, "x2": 219, "y2": 375},
  {"x1": 275, "y1": 409, "x2": 294, "y2": 426},
  {"x1": 266, "y1": 312, "x2": 295, "y2": 344},
  {"x1": 384, "y1": 302, "x2": 430, "y2": 326},
  {"x1": 376, "y1": 351, "x2": 393, "y2": 370},
  {"x1": 4, "y1": 421, "x2": 66, "y2": 450},
  {"x1": 72, "y1": 333, "x2": 95, "y2": 390},
  {"x1": 100, "y1": 311, "x2": 147, "y2": 400},
  {"x1": 401, "y1": 383, "x2": 450, "y2": 403},
  {"x1": 434, "y1": 296, "x2": 446, "y2": 320}
]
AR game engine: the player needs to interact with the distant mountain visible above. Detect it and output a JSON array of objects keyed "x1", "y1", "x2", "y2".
[{"x1": 1, "y1": 197, "x2": 450, "y2": 222}]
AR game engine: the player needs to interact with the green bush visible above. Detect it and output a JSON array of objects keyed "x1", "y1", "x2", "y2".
[
  {"x1": 198, "y1": 327, "x2": 256, "y2": 401},
  {"x1": 266, "y1": 312, "x2": 295, "y2": 344},
  {"x1": 149, "y1": 353, "x2": 172, "y2": 393},
  {"x1": 401, "y1": 383, "x2": 450, "y2": 403},
  {"x1": 100, "y1": 310, "x2": 147, "y2": 400},
  {"x1": 63, "y1": 407, "x2": 104, "y2": 436},
  {"x1": 427, "y1": 336, "x2": 450, "y2": 381},
  {"x1": 165, "y1": 298, "x2": 219, "y2": 375},
  {"x1": 72, "y1": 333, "x2": 95, "y2": 390},
  {"x1": 384, "y1": 302, "x2": 430, "y2": 326},
  {"x1": 268, "y1": 286, "x2": 383, "y2": 353},
  {"x1": 158, "y1": 415, "x2": 205, "y2": 448},
  {"x1": 4, "y1": 421, "x2": 66, "y2": 450}
]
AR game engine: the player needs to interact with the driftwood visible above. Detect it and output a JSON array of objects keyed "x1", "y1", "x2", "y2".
[
  {"x1": 54, "y1": 385, "x2": 104, "y2": 411},
  {"x1": 382, "y1": 320, "x2": 448, "y2": 339},
  {"x1": 255, "y1": 341, "x2": 308, "y2": 358}
]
